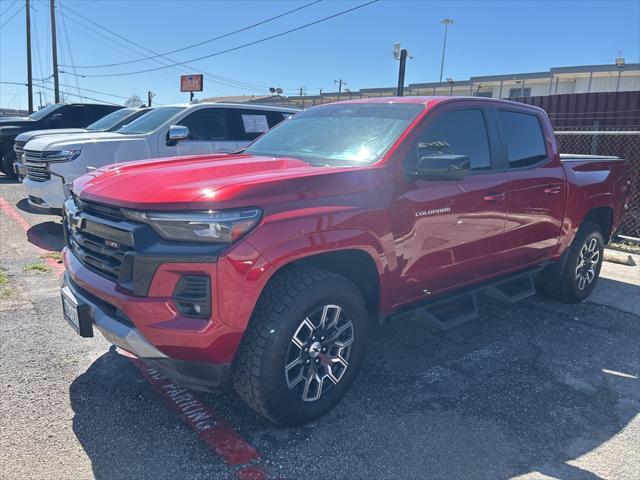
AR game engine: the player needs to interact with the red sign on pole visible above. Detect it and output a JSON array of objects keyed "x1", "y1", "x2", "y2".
[{"x1": 180, "y1": 74, "x2": 203, "y2": 92}]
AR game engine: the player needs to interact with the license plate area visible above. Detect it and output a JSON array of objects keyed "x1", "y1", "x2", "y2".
[{"x1": 61, "y1": 286, "x2": 93, "y2": 337}]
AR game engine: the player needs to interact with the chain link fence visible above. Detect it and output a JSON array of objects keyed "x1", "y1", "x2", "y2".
[{"x1": 555, "y1": 128, "x2": 640, "y2": 238}]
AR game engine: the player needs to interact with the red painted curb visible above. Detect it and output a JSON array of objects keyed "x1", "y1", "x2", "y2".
[{"x1": 132, "y1": 359, "x2": 267, "y2": 477}]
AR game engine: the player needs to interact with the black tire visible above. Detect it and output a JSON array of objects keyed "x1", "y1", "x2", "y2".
[
  {"x1": 541, "y1": 221, "x2": 604, "y2": 303},
  {"x1": 1, "y1": 150, "x2": 17, "y2": 179},
  {"x1": 232, "y1": 267, "x2": 368, "y2": 426}
]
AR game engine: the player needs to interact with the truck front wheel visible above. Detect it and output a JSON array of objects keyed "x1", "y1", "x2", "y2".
[
  {"x1": 232, "y1": 268, "x2": 368, "y2": 425},
  {"x1": 542, "y1": 221, "x2": 604, "y2": 303}
]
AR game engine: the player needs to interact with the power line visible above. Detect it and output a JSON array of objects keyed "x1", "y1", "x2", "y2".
[
  {"x1": 64, "y1": 0, "x2": 323, "y2": 69},
  {"x1": 0, "y1": 3, "x2": 24, "y2": 28},
  {"x1": 0, "y1": 81, "x2": 121, "y2": 105},
  {"x1": 57, "y1": 1, "x2": 84, "y2": 100},
  {"x1": 62, "y1": 0, "x2": 379, "y2": 78},
  {"x1": 0, "y1": 0, "x2": 19, "y2": 17},
  {"x1": 56, "y1": 1, "x2": 275, "y2": 93}
]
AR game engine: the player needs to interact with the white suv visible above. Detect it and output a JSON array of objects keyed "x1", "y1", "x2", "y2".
[{"x1": 22, "y1": 102, "x2": 299, "y2": 212}]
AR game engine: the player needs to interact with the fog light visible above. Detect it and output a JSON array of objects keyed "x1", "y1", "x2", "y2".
[{"x1": 172, "y1": 275, "x2": 211, "y2": 319}]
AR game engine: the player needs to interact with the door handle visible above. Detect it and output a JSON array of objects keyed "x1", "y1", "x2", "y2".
[
  {"x1": 544, "y1": 185, "x2": 562, "y2": 194},
  {"x1": 483, "y1": 192, "x2": 505, "y2": 202}
]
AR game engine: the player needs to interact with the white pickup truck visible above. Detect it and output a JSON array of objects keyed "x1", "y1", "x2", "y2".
[
  {"x1": 13, "y1": 107, "x2": 151, "y2": 178},
  {"x1": 22, "y1": 102, "x2": 299, "y2": 212}
]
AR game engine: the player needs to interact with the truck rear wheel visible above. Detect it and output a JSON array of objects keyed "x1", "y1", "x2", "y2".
[
  {"x1": 232, "y1": 268, "x2": 368, "y2": 426},
  {"x1": 542, "y1": 221, "x2": 604, "y2": 303}
]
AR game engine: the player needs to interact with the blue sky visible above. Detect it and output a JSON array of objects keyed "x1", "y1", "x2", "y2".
[{"x1": 1, "y1": 0, "x2": 639, "y2": 109}]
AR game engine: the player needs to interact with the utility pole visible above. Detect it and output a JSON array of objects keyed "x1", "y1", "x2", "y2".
[
  {"x1": 299, "y1": 86, "x2": 306, "y2": 97},
  {"x1": 36, "y1": 91, "x2": 43, "y2": 109},
  {"x1": 26, "y1": 0, "x2": 33, "y2": 113},
  {"x1": 147, "y1": 91, "x2": 154, "y2": 107},
  {"x1": 50, "y1": 0, "x2": 60, "y2": 103},
  {"x1": 335, "y1": 79, "x2": 345, "y2": 96},
  {"x1": 439, "y1": 18, "x2": 453, "y2": 83}
]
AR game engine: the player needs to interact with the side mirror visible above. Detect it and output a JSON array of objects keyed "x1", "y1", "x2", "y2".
[
  {"x1": 166, "y1": 125, "x2": 189, "y2": 145},
  {"x1": 415, "y1": 154, "x2": 471, "y2": 181}
]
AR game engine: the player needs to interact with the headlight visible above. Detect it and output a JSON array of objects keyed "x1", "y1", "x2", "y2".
[
  {"x1": 43, "y1": 149, "x2": 81, "y2": 162},
  {"x1": 122, "y1": 208, "x2": 262, "y2": 244}
]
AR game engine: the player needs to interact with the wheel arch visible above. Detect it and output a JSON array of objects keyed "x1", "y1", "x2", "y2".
[
  {"x1": 582, "y1": 206, "x2": 614, "y2": 243},
  {"x1": 270, "y1": 248, "x2": 382, "y2": 320}
]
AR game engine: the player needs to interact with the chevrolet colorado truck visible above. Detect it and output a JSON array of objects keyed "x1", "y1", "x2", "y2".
[
  {"x1": 60, "y1": 97, "x2": 629, "y2": 425},
  {"x1": 13, "y1": 107, "x2": 152, "y2": 179},
  {"x1": 0, "y1": 103, "x2": 122, "y2": 179},
  {"x1": 22, "y1": 103, "x2": 298, "y2": 212}
]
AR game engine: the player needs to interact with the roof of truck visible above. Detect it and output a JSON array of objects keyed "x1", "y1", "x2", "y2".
[{"x1": 332, "y1": 95, "x2": 534, "y2": 106}]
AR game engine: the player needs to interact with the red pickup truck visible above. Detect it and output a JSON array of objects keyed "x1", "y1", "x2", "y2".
[{"x1": 60, "y1": 97, "x2": 628, "y2": 425}]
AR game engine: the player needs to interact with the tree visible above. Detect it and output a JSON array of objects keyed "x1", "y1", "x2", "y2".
[{"x1": 125, "y1": 95, "x2": 142, "y2": 107}]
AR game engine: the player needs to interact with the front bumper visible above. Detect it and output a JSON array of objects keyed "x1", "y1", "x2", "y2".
[
  {"x1": 23, "y1": 177, "x2": 66, "y2": 211},
  {"x1": 62, "y1": 271, "x2": 232, "y2": 391},
  {"x1": 13, "y1": 161, "x2": 26, "y2": 176}
]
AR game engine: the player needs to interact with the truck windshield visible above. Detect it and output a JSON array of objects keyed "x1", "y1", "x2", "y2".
[
  {"x1": 118, "y1": 107, "x2": 185, "y2": 135},
  {"x1": 244, "y1": 103, "x2": 424, "y2": 166},
  {"x1": 86, "y1": 108, "x2": 135, "y2": 131},
  {"x1": 28, "y1": 104, "x2": 60, "y2": 121}
]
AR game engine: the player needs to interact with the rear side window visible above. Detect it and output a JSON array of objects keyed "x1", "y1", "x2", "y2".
[
  {"x1": 178, "y1": 108, "x2": 228, "y2": 141},
  {"x1": 228, "y1": 109, "x2": 289, "y2": 141},
  {"x1": 498, "y1": 110, "x2": 547, "y2": 168},
  {"x1": 414, "y1": 109, "x2": 492, "y2": 171}
]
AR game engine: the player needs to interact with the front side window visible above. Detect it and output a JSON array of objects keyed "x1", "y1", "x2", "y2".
[
  {"x1": 178, "y1": 108, "x2": 228, "y2": 141},
  {"x1": 29, "y1": 104, "x2": 60, "y2": 120},
  {"x1": 410, "y1": 109, "x2": 492, "y2": 172},
  {"x1": 498, "y1": 110, "x2": 547, "y2": 168},
  {"x1": 118, "y1": 106, "x2": 185, "y2": 135},
  {"x1": 244, "y1": 103, "x2": 424, "y2": 166}
]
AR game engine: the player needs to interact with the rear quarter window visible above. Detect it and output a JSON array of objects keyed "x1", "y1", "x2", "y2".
[{"x1": 498, "y1": 110, "x2": 548, "y2": 168}]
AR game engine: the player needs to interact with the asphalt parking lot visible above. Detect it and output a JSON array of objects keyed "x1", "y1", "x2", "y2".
[{"x1": 1, "y1": 175, "x2": 639, "y2": 480}]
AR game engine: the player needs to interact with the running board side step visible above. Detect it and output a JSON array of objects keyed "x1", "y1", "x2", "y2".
[{"x1": 389, "y1": 268, "x2": 541, "y2": 330}]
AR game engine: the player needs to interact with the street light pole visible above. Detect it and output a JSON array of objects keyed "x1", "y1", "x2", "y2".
[
  {"x1": 439, "y1": 18, "x2": 453, "y2": 83},
  {"x1": 396, "y1": 48, "x2": 407, "y2": 96}
]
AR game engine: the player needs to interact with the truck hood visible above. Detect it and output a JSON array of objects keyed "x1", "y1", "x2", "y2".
[
  {"x1": 16, "y1": 128, "x2": 89, "y2": 143},
  {"x1": 24, "y1": 131, "x2": 128, "y2": 151},
  {"x1": 74, "y1": 153, "x2": 380, "y2": 211},
  {"x1": 0, "y1": 116, "x2": 32, "y2": 126}
]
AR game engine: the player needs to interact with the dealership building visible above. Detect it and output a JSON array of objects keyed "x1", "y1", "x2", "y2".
[{"x1": 231, "y1": 62, "x2": 640, "y2": 107}]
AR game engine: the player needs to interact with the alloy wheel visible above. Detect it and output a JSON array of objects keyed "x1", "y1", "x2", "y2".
[
  {"x1": 284, "y1": 304, "x2": 354, "y2": 402},
  {"x1": 575, "y1": 237, "x2": 600, "y2": 290}
]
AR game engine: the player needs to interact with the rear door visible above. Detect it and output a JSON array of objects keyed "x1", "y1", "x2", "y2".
[
  {"x1": 496, "y1": 108, "x2": 566, "y2": 268},
  {"x1": 390, "y1": 103, "x2": 509, "y2": 306}
]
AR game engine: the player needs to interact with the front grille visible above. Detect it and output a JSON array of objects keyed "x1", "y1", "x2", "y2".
[
  {"x1": 66, "y1": 199, "x2": 135, "y2": 282},
  {"x1": 25, "y1": 162, "x2": 51, "y2": 182},
  {"x1": 13, "y1": 141, "x2": 25, "y2": 158},
  {"x1": 76, "y1": 198, "x2": 125, "y2": 221},
  {"x1": 68, "y1": 229, "x2": 131, "y2": 281}
]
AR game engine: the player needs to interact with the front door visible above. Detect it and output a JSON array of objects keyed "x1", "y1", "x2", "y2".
[
  {"x1": 390, "y1": 105, "x2": 509, "y2": 309},
  {"x1": 158, "y1": 107, "x2": 238, "y2": 157}
]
